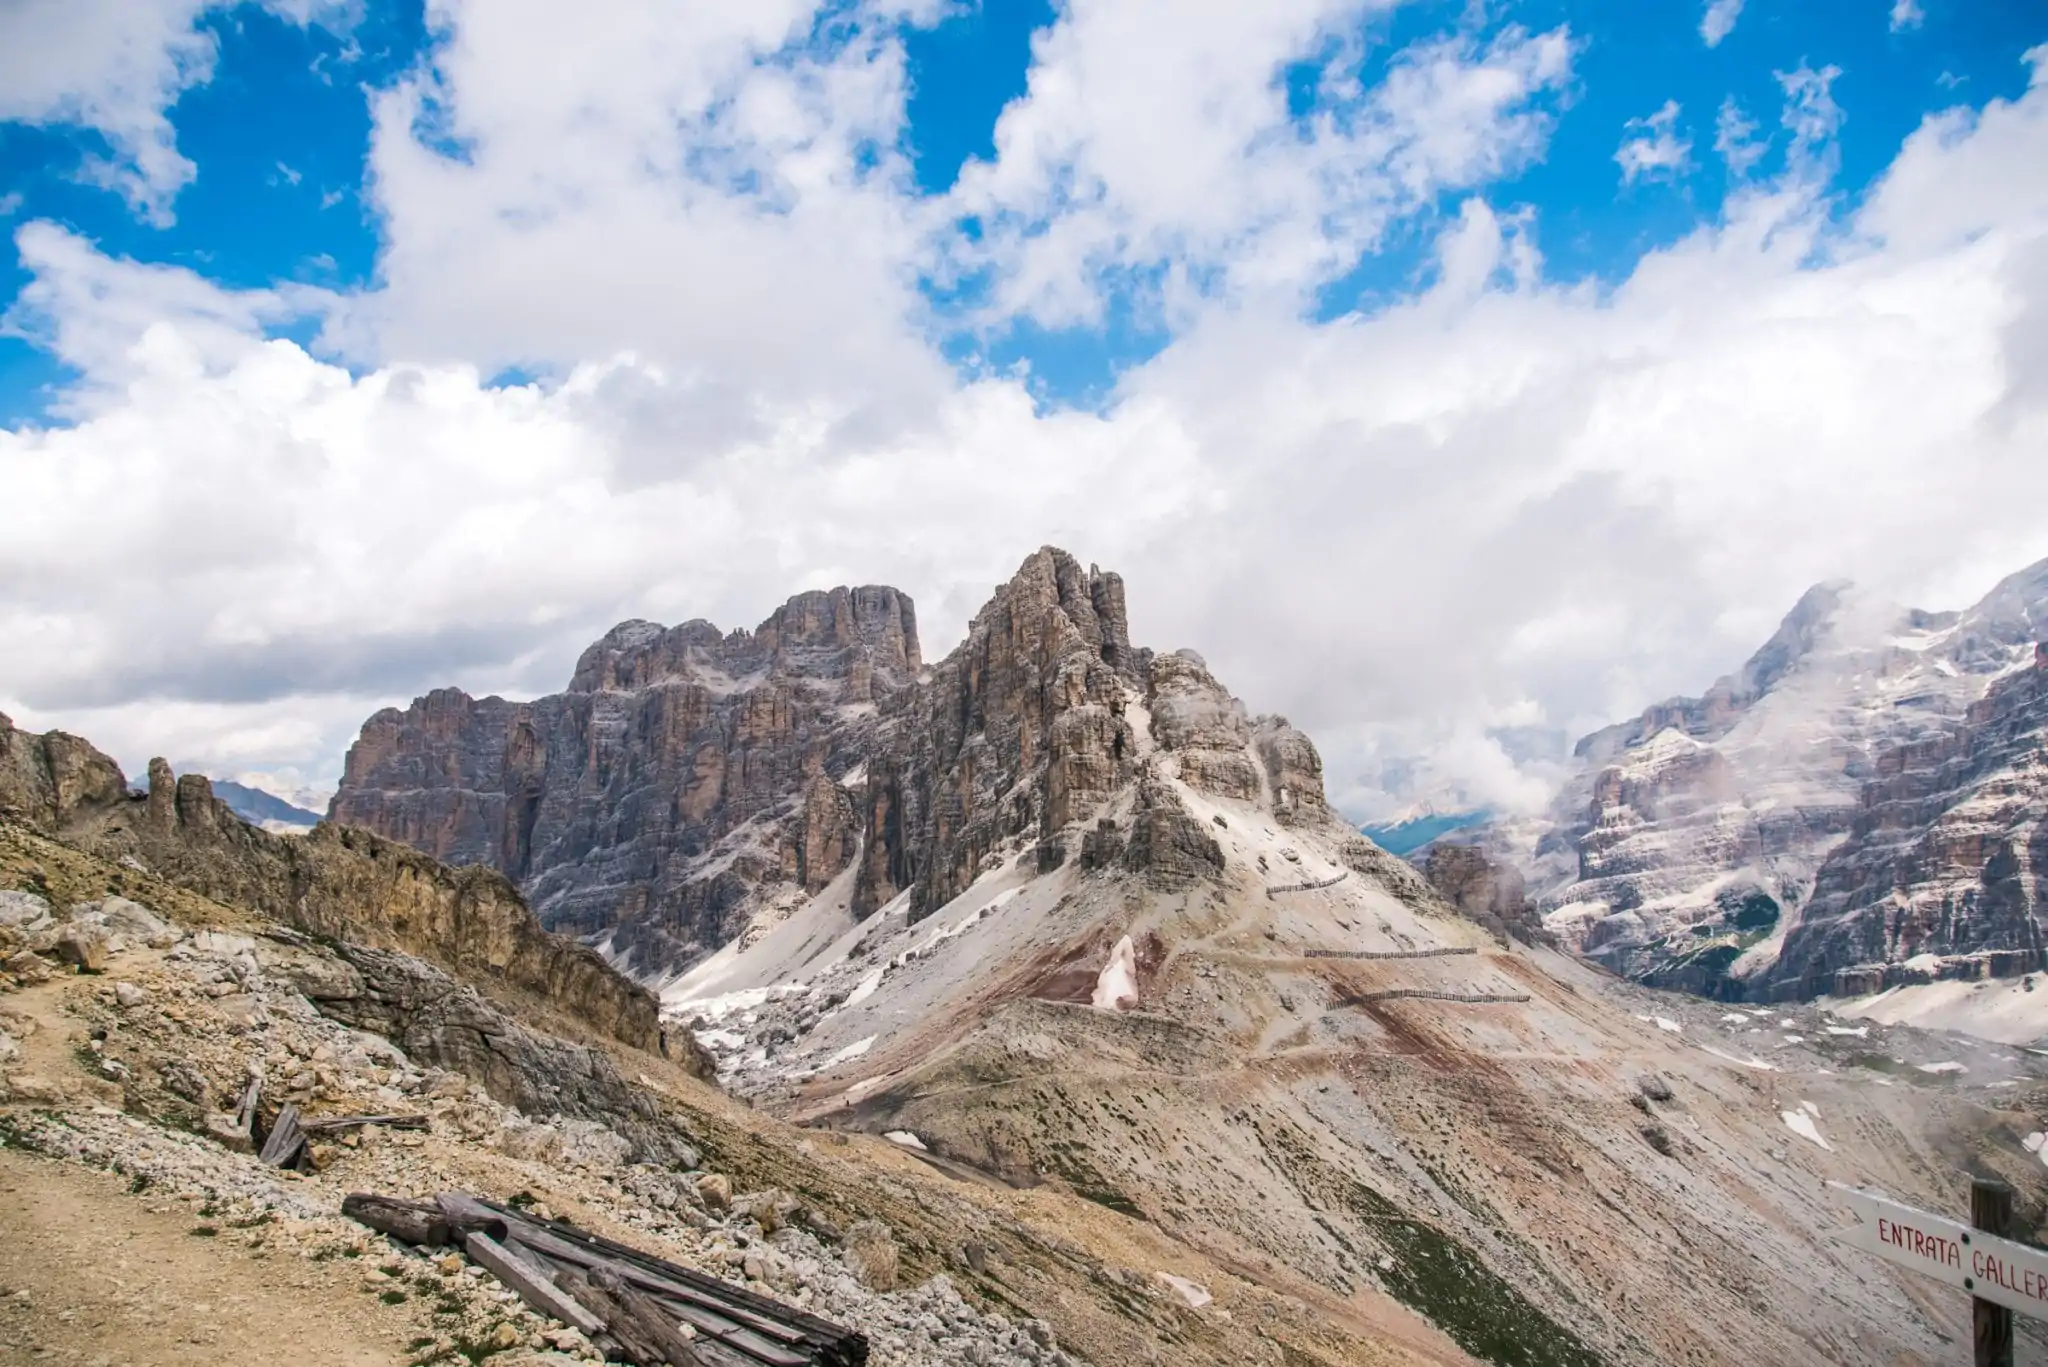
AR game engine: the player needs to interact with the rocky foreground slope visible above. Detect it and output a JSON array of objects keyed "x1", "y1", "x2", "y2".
[
  {"x1": 1491, "y1": 558, "x2": 2048, "y2": 1003},
  {"x1": 37, "y1": 546, "x2": 2048, "y2": 1366},
  {"x1": 4, "y1": 729, "x2": 1457, "y2": 1366}
]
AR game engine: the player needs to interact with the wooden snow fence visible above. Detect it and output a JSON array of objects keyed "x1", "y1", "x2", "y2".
[
  {"x1": 1264, "y1": 870, "x2": 1349, "y2": 898},
  {"x1": 1303, "y1": 947, "x2": 1477, "y2": 961},
  {"x1": 342, "y1": 1190, "x2": 869, "y2": 1367}
]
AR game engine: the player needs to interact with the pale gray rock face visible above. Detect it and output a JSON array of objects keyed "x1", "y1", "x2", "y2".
[
  {"x1": 1523, "y1": 556, "x2": 2048, "y2": 999},
  {"x1": 332, "y1": 547, "x2": 1330, "y2": 977},
  {"x1": 1768, "y1": 642, "x2": 2048, "y2": 997}
]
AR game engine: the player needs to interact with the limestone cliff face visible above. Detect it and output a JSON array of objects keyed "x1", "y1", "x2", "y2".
[
  {"x1": 1422, "y1": 843, "x2": 1551, "y2": 947},
  {"x1": 854, "y1": 548, "x2": 1145, "y2": 921},
  {"x1": 1767, "y1": 643, "x2": 2048, "y2": 997},
  {"x1": 333, "y1": 586, "x2": 919, "y2": 972},
  {"x1": 0, "y1": 717, "x2": 663, "y2": 1062},
  {"x1": 1482, "y1": 556, "x2": 2048, "y2": 1002},
  {"x1": 0, "y1": 713, "x2": 129, "y2": 831},
  {"x1": 333, "y1": 547, "x2": 1332, "y2": 973}
]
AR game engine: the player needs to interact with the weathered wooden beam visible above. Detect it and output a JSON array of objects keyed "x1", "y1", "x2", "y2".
[
  {"x1": 341, "y1": 1193, "x2": 451, "y2": 1247},
  {"x1": 301, "y1": 1113, "x2": 430, "y2": 1133},
  {"x1": 434, "y1": 1192, "x2": 509, "y2": 1242},
  {"x1": 508, "y1": 1224, "x2": 809, "y2": 1349},
  {"x1": 258, "y1": 1104, "x2": 305, "y2": 1168},
  {"x1": 595, "y1": 1264, "x2": 707, "y2": 1366},
  {"x1": 233, "y1": 1073, "x2": 262, "y2": 1130},
  {"x1": 560, "y1": 1267, "x2": 689, "y2": 1366},
  {"x1": 485, "y1": 1199, "x2": 860, "y2": 1355},
  {"x1": 466, "y1": 1230, "x2": 605, "y2": 1338}
]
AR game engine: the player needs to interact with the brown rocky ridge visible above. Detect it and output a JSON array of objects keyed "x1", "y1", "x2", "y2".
[
  {"x1": 332, "y1": 548, "x2": 1332, "y2": 980},
  {"x1": 3, "y1": 710, "x2": 666, "y2": 1065}
]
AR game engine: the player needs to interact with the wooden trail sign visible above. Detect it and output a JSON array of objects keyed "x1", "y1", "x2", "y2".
[{"x1": 1829, "y1": 1180, "x2": 2034, "y2": 1366}]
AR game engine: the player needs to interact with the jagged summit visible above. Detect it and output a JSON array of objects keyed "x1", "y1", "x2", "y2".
[
  {"x1": 1522, "y1": 553, "x2": 2048, "y2": 1004},
  {"x1": 331, "y1": 547, "x2": 1327, "y2": 979}
]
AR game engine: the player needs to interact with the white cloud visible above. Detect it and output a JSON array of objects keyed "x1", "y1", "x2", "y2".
[
  {"x1": 947, "y1": 5, "x2": 1574, "y2": 327},
  {"x1": 1715, "y1": 95, "x2": 1766, "y2": 176},
  {"x1": 1616, "y1": 100, "x2": 1692, "y2": 184},
  {"x1": 1890, "y1": 0, "x2": 1925, "y2": 34},
  {"x1": 1777, "y1": 62, "x2": 1846, "y2": 162},
  {"x1": 1700, "y1": 0, "x2": 1743, "y2": 48},
  {"x1": 3, "y1": 14, "x2": 2048, "y2": 826},
  {"x1": 0, "y1": 0, "x2": 352, "y2": 224}
]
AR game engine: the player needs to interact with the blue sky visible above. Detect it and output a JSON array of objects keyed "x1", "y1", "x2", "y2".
[
  {"x1": 5, "y1": 0, "x2": 2038, "y2": 420},
  {"x1": 2, "y1": 0, "x2": 2046, "y2": 818}
]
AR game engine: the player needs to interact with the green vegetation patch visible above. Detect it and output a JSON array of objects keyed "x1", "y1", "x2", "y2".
[{"x1": 1263, "y1": 1128, "x2": 1604, "y2": 1367}]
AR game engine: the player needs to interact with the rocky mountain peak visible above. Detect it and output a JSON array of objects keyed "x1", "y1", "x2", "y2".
[
  {"x1": 566, "y1": 584, "x2": 920, "y2": 702},
  {"x1": 1576, "y1": 578, "x2": 1850, "y2": 764},
  {"x1": 331, "y1": 546, "x2": 1325, "y2": 978}
]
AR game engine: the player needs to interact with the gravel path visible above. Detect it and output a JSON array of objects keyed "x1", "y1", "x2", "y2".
[{"x1": 0, "y1": 1143, "x2": 432, "y2": 1364}]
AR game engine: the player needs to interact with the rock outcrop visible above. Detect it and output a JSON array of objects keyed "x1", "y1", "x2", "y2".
[
  {"x1": 333, "y1": 587, "x2": 920, "y2": 973},
  {"x1": 333, "y1": 548, "x2": 1331, "y2": 974},
  {"x1": 854, "y1": 550, "x2": 1145, "y2": 921},
  {"x1": 0, "y1": 718, "x2": 664, "y2": 1063},
  {"x1": 1422, "y1": 843, "x2": 1551, "y2": 947},
  {"x1": 1768, "y1": 641, "x2": 2048, "y2": 997},
  {"x1": 0, "y1": 712, "x2": 129, "y2": 831}
]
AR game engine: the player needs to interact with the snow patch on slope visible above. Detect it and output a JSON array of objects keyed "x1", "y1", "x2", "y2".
[{"x1": 1093, "y1": 936, "x2": 1140, "y2": 1012}]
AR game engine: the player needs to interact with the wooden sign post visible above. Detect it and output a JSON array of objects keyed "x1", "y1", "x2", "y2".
[
  {"x1": 1973, "y1": 1179, "x2": 2015, "y2": 1367},
  {"x1": 1830, "y1": 1180, "x2": 2029, "y2": 1367}
]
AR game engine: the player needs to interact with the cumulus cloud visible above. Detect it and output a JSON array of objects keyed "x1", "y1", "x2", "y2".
[
  {"x1": 1889, "y1": 0, "x2": 1925, "y2": 34},
  {"x1": 1616, "y1": 100, "x2": 1692, "y2": 184},
  {"x1": 1699, "y1": 0, "x2": 1743, "y2": 48},
  {"x1": 3, "y1": 8, "x2": 2048, "y2": 826},
  {"x1": 0, "y1": 0, "x2": 352, "y2": 224},
  {"x1": 947, "y1": 4, "x2": 1573, "y2": 327}
]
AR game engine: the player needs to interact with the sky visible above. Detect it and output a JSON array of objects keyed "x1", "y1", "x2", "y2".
[{"x1": 1, "y1": 0, "x2": 2046, "y2": 820}]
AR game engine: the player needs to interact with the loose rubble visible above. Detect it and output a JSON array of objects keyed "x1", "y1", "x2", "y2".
[{"x1": 0, "y1": 886, "x2": 1081, "y2": 1367}]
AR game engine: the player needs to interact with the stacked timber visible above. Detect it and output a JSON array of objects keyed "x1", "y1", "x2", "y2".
[{"x1": 343, "y1": 1190, "x2": 868, "y2": 1367}]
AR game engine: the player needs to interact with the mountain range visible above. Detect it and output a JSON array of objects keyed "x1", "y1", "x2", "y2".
[
  {"x1": 297, "y1": 544, "x2": 2048, "y2": 1362},
  {"x1": 206, "y1": 778, "x2": 322, "y2": 832},
  {"x1": 11, "y1": 547, "x2": 2048, "y2": 1363},
  {"x1": 1468, "y1": 557, "x2": 2048, "y2": 1013}
]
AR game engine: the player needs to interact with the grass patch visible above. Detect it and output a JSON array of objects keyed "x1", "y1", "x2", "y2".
[{"x1": 1263, "y1": 1127, "x2": 1604, "y2": 1367}]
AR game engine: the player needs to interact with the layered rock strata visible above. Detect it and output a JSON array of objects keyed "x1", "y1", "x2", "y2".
[
  {"x1": 1524, "y1": 556, "x2": 2048, "y2": 997},
  {"x1": 333, "y1": 548, "x2": 1330, "y2": 974},
  {"x1": 0, "y1": 713, "x2": 662, "y2": 1061},
  {"x1": 334, "y1": 587, "x2": 920, "y2": 972},
  {"x1": 1768, "y1": 642, "x2": 2048, "y2": 997}
]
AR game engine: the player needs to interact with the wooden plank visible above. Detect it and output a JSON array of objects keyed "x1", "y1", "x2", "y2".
[
  {"x1": 485, "y1": 1199, "x2": 860, "y2": 1351},
  {"x1": 434, "y1": 1192, "x2": 509, "y2": 1242},
  {"x1": 258, "y1": 1104, "x2": 304, "y2": 1168},
  {"x1": 508, "y1": 1225, "x2": 809, "y2": 1347},
  {"x1": 301, "y1": 1113, "x2": 429, "y2": 1133},
  {"x1": 560, "y1": 1267, "x2": 693, "y2": 1366},
  {"x1": 595, "y1": 1264, "x2": 706, "y2": 1365},
  {"x1": 233, "y1": 1073, "x2": 262, "y2": 1130},
  {"x1": 1975, "y1": 1178, "x2": 2017, "y2": 1367},
  {"x1": 465, "y1": 1231, "x2": 605, "y2": 1338},
  {"x1": 341, "y1": 1193, "x2": 451, "y2": 1247}
]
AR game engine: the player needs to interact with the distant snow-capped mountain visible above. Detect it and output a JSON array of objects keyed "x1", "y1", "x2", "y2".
[
  {"x1": 207, "y1": 778, "x2": 322, "y2": 832},
  {"x1": 1512, "y1": 556, "x2": 2048, "y2": 1001}
]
